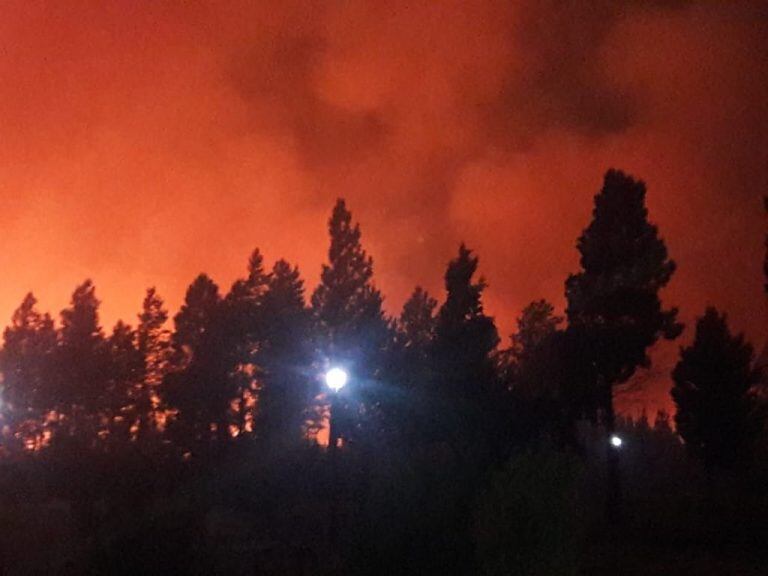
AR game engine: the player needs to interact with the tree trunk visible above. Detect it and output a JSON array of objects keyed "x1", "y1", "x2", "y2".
[{"x1": 604, "y1": 387, "x2": 622, "y2": 522}]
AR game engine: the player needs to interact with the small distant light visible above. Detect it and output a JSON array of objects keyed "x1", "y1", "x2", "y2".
[
  {"x1": 325, "y1": 367, "x2": 348, "y2": 392},
  {"x1": 610, "y1": 435, "x2": 623, "y2": 448}
]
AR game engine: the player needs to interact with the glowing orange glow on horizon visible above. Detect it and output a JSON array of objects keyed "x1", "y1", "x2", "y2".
[{"x1": 0, "y1": 2, "x2": 766, "y2": 420}]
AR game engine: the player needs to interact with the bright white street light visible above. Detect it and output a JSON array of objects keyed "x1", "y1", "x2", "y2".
[
  {"x1": 610, "y1": 434, "x2": 623, "y2": 448},
  {"x1": 325, "y1": 367, "x2": 348, "y2": 392}
]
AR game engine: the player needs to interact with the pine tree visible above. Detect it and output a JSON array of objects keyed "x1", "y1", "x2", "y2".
[
  {"x1": 565, "y1": 169, "x2": 682, "y2": 424},
  {"x1": 392, "y1": 286, "x2": 438, "y2": 444},
  {"x1": 134, "y1": 287, "x2": 172, "y2": 439},
  {"x1": 434, "y1": 244, "x2": 499, "y2": 400},
  {"x1": 565, "y1": 170, "x2": 681, "y2": 516},
  {"x1": 510, "y1": 300, "x2": 563, "y2": 368},
  {"x1": 172, "y1": 274, "x2": 222, "y2": 358},
  {"x1": 257, "y1": 259, "x2": 314, "y2": 446},
  {"x1": 223, "y1": 250, "x2": 271, "y2": 438},
  {"x1": 311, "y1": 199, "x2": 390, "y2": 445},
  {"x1": 105, "y1": 320, "x2": 141, "y2": 445},
  {"x1": 671, "y1": 307, "x2": 762, "y2": 469},
  {"x1": 0, "y1": 293, "x2": 56, "y2": 446},
  {"x1": 163, "y1": 274, "x2": 234, "y2": 452},
  {"x1": 55, "y1": 280, "x2": 109, "y2": 436},
  {"x1": 498, "y1": 300, "x2": 567, "y2": 444},
  {"x1": 432, "y1": 244, "x2": 500, "y2": 450},
  {"x1": 399, "y1": 286, "x2": 438, "y2": 359},
  {"x1": 500, "y1": 300, "x2": 563, "y2": 395},
  {"x1": 396, "y1": 286, "x2": 438, "y2": 393},
  {"x1": 227, "y1": 248, "x2": 270, "y2": 308}
]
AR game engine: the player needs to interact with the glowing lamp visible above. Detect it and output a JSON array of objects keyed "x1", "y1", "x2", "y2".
[
  {"x1": 325, "y1": 367, "x2": 348, "y2": 392},
  {"x1": 610, "y1": 434, "x2": 623, "y2": 448}
]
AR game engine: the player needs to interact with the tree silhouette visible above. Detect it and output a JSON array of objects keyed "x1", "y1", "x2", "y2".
[
  {"x1": 396, "y1": 286, "x2": 438, "y2": 390},
  {"x1": 104, "y1": 320, "x2": 141, "y2": 446},
  {"x1": 502, "y1": 301, "x2": 580, "y2": 448},
  {"x1": 434, "y1": 244, "x2": 499, "y2": 400},
  {"x1": 565, "y1": 169, "x2": 682, "y2": 516},
  {"x1": 256, "y1": 259, "x2": 314, "y2": 446},
  {"x1": 172, "y1": 274, "x2": 222, "y2": 358},
  {"x1": 671, "y1": 307, "x2": 762, "y2": 470},
  {"x1": 311, "y1": 199, "x2": 390, "y2": 445},
  {"x1": 55, "y1": 280, "x2": 110, "y2": 438},
  {"x1": 510, "y1": 299, "x2": 563, "y2": 369},
  {"x1": 134, "y1": 287, "x2": 173, "y2": 440},
  {"x1": 399, "y1": 287, "x2": 438, "y2": 357},
  {"x1": 223, "y1": 249, "x2": 271, "y2": 438},
  {"x1": 163, "y1": 274, "x2": 234, "y2": 452},
  {"x1": 0, "y1": 293, "x2": 56, "y2": 447},
  {"x1": 392, "y1": 286, "x2": 438, "y2": 444},
  {"x1": 565, "y1": 169, "x2": 682, "y2": 422},
  {"x1": 503, "y1": 299, "x2": 562, "y2": 394},
  {"x1": 432, "y1": 244, "x2": 500, "y2": 452}
]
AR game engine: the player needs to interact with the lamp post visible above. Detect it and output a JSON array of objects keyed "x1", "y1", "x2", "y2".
[
  {"x1": 325, "y1": 367, "x2": 348, "y2": 451},
  {"x1": 325, "y1": 367, "x2": 348, "y2": 556}
]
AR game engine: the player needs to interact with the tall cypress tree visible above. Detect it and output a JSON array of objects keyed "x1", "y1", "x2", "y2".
[{"x1": 672, "y1": 307, "x2": 762, "y2": 470}]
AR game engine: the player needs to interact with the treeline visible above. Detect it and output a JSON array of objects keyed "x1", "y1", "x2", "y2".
[
  {"x1": 0, "y1": 169, "x2": 764, "y2": 471},
  {"x1": 2, "y1": 169, "x2": 768, "y2": 575}
]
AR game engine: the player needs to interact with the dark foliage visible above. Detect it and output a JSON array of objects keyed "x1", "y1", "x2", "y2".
[
  {"x1": 672, "y1": 307, "x2": 763, "y2": 470},
  {"x1": 0, "y1": 182, "x2": 765, "y2": 575}
]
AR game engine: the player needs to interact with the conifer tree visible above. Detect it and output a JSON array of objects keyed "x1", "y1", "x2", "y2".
[
  {"x1": 172, "y1": 274, "x2": 222, "y2": 358},
  {"x1": 399, "y1": 286, "x2": 438, "y2": 359},
  {"x1": 393, "y1": 286, "x2": 438, "y2": 443},
  {"x1": 134, "y1": 287, "x2": 172, "y2": 439},
  {"x1": 105, "y1": 320, "x2": 141, "y2": 445},
  {"x1": 565, "y1": 169, "x2": 682, "y2": 426},
  {"x1": 432, "y1": 244, "x2": 500, "y2": 449},
  {"x1": 163, "y1": 275, "x2": 234, "y2": 451},
  {"x1": 257, "y1": 259, "x2": 313, "y2": 445},
  {"x1": 501, "y1": 299, "x2": 566, "y2": 441},
  {"x1": 510, "y1": 300, "x2": 563, "y2": 369},
  {"x1": 565, "y1": 170, "x2": 681, "y2": 515},
  {"x1": 311, "y1": 199, "x2": 390, "y2": 445},
  {"x1": 223, "y1": 250, "x2": 271, "y2": 437},
  {"x1": 56, "y1": 280, "x2": 109, "y2": 436},
  {"x1": 671, "y1": 307, "x2": 762, "y2": 469},
  {"x1": 434, "y1": 244, "x2": 499, "y2": 400},
  {"x1": 0, "y1": 293, "x2": 56, "y2": 443}
]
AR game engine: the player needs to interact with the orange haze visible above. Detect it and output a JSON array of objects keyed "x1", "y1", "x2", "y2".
[{"x1": 1, "y1": 1, "x2": 766, "y2": 418}]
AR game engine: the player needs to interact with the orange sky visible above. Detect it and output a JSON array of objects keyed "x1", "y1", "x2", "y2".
[{"x1": 1, "y1": 1, "x2": 766, "y2": 417}]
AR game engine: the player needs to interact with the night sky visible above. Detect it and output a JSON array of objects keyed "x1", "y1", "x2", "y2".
[{"x1": 1, "y1": 1, "x2": 766, "y2": 416}]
